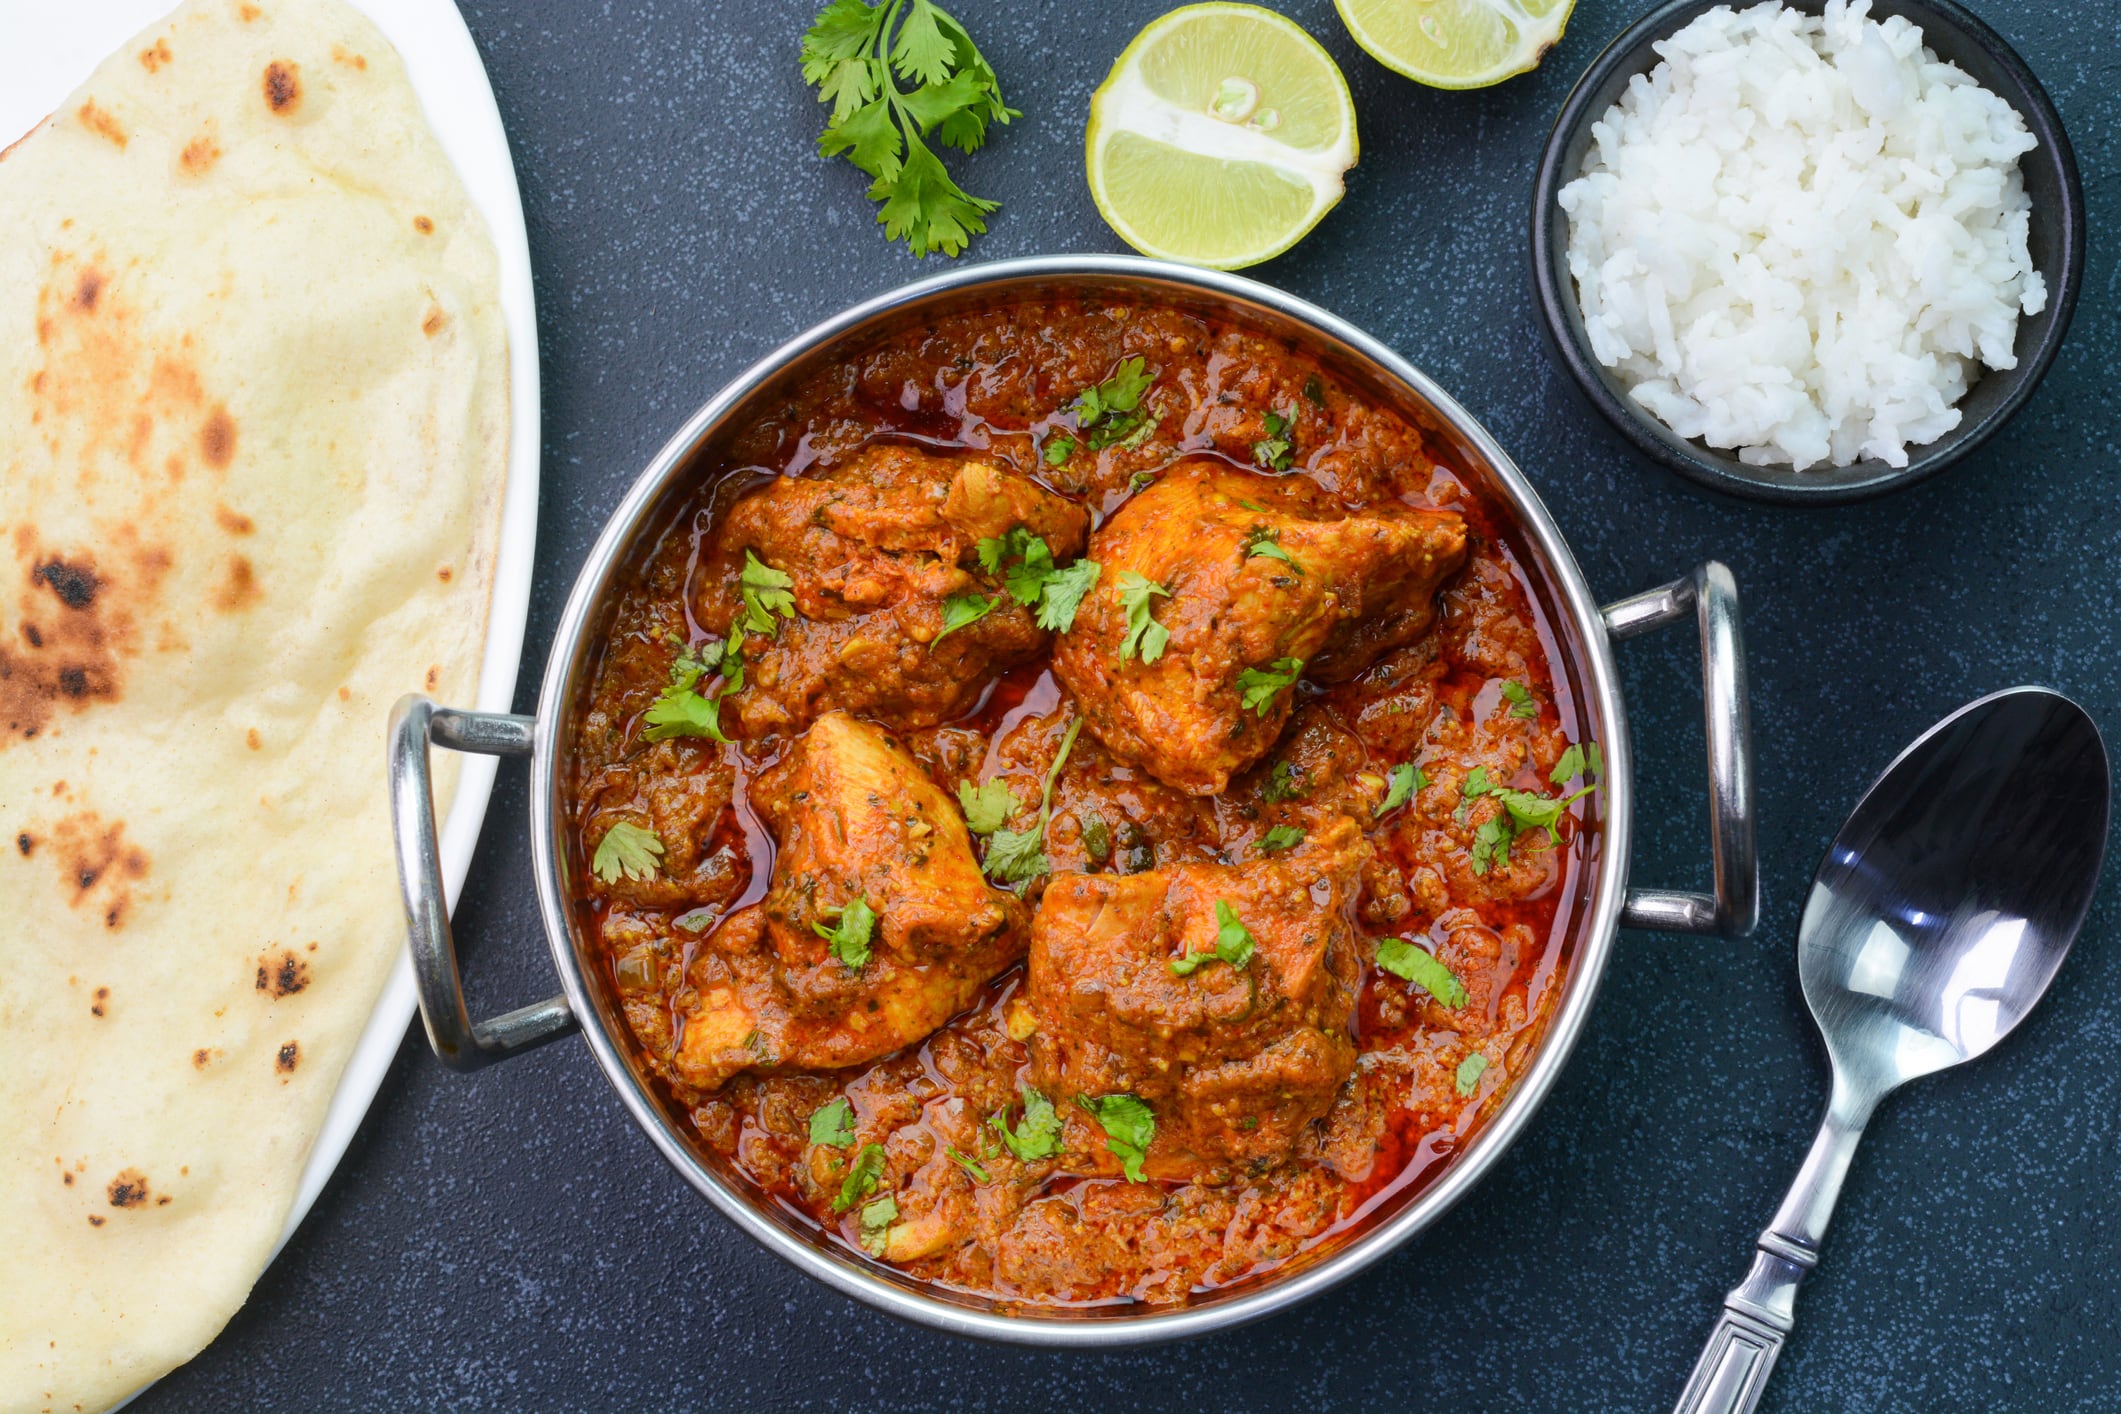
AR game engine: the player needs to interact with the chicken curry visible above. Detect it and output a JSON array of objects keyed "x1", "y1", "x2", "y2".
[{"x1": 569, "y1": 295, "x2": 1600, "y2": 1309}]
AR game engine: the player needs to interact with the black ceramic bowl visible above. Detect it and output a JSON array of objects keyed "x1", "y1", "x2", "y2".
[{"x1": 1530, "y1": 0, "x2": 2085, "y2": 505}]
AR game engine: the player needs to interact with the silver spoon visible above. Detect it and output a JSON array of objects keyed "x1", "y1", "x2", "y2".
[{"x1": 1675, "y1": 686, "x2": 2109, "y2": 1414}]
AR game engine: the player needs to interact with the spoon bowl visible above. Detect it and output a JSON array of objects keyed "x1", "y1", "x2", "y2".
[
  {"x1": 1676, "y1": 687, "x2": 2109, "y2": 1414},
  {"x1": 1800, "y1": 688, "x2": 2109, "y2": 1098}
]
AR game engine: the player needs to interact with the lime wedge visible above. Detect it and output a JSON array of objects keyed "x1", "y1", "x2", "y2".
[
  {"x1": 1086, "y1": 3, "x2": 1358, "y2": 271},
  {"x1": 1335, "y1": 0, "x2": 1572, "y2": 89}
]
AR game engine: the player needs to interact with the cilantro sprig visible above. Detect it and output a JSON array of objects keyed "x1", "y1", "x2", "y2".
[
  {"x1": 737, "y1": 551, "x2": 797, "y2": 636},
  {"x1": 641, "y1": 635, "x2": 745, "y2": 745},
  {"x1": 810, "y1": 1097, "x2": 856, "y2": 1148},
  {"x1": 933, "y1": 590, "x2": 996, "y2": 644},
  {"x1": 1375, "y1": 762, "x2": 1427, "y2": 817},
  {"x1": 974, "y1": 526, "x2": 1101, "y2": 633},
  {"x1": 1257, "y1": 824, "x2": 1304, "y2": 854},
  {"x1": 1117, "y1": 572, "x2": 1171, "y2": 664},
  {"x1": 591, "y1": 821, "x2": 663, "y2": 884},
  {"x1": 799, "y1": 0, "x2": 1017, "y2": 258},
  {"x1": 1460, "y1": 739, "x2": 1603, "y2": 876},
  {"x1": 1049, "y1": 357, "x2": 1160, "y2": 460},
  {"x1": 1236, "y1": 656, "x2": 1304, "y2": 715},
  {"x1": 1075, "y1": 1093, "x2": 1156, "y2": 1182},
  {"x1": 1375, "y1": 939, "x2": 1467, "y2": 1008},
  {"x1": 812, "y1": 895, "x2": 879, "y2": 970},
  {"x1": 978, "y1": 717, "x2": 1082, "y2": 886},
  {"x1": 1171, "y1": 900, "x2": 1256, "y2": 977},
  {"x1": 1243, "y1": 526, "x2": 1301, "y2": 574},
  {"x1": 1251, "y1": 408, "x2": 1295, "y2": 471},
  {"x1": 991, "y1": 1084, "x2": 1064, "y2": 1161}
]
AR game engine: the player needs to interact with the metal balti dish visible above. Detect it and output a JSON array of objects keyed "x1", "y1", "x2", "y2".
[{"x1": 388, "y1": 255, "x2": 1761, "y2": 1345}]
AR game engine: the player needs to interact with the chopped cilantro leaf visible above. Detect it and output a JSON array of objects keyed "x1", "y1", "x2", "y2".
[
  {"x1": 978, "y1": 718, "x2": 1081, "y2": 886},
  {"x1": 1128, "y1": 470, "x2": 1157, "y2": 493},
  {"x1": 812, "y1": 895, "x2": 878, "y2": 970},
  {"x1": 591, "y1": 822, "x2": 663, "y2": 884},
  {"x1": 673, "y1": 906, "x2": 718, "y2": 933},
  {"x1": 1075, "y1": 1093, "x2": 1156, "y2": 1182},
  {"x1": 1552, "y1": 739, "x2": 1604, "y2": 785},
  {"x1": 800, "y1": 0, "x2": 1017, "y2": 258},
  {"x1": 1171, "y1": 900, "x2": 1256, "y2": 976},
  {"x1": 737, "y1": 551, "x2": 797, "y2": 636},
  {"x1": 1302, "y1": 375, "x2": 1326, "y2": 407},
  {"x1": 1117, "y1": 572, "x2": 1171, "y2": 664},
  {"x1": 956, "y1": 778, "x2": 1021, "y2": 835},
  {"x1": 992, "y1": 1084, "x2": 1063, "y2": 1161},
  {"x1": 833, "y1": 1141, "x2": 886, "y2": 1212},
  {"x1": 976, "y1": 526, "x2": 1054, "y2": 606},
  {"x1": 1261, "y1": 759, "x2": 1306, "y2": 803},
  {"x1": 858, "y1": 1192, "x2": 898, "y2": 1255},
  {"x1": 642, "y1": 637, "x2": 742, "y2": 744},
  {"x1": 933, "y1": 590, "x2": 996, "y2": 644},
  {"x1": 1035, "y1": 557, "x2": 1100, "y2": 633},
  {"x1": 1499, "y1": 680, "x2": 1538, "y2": 720},
  {"x1": 946, "y1": 1146, "x2": 991, "y2": 1184},
  {"x1": 1376, "y1": 762, "x2": 1427, "y2": 817},
  {"x1": 1043, "y1": 434, "x2": 1076, "y2": 466},
  {"x1": 1072, "y1": 356, "x2": 1153, "y2": 429},
  {"x1": 809, "y1": 1097, "x2": 856, "y2": 1148},
  {"x1": 1375, "y1": 940, "x2": 1468, "y2": 1008},
  {"x1": 1251, "y1": 407, "x2": 1294, "y2": 471},
  {"x1": 1456, "y1": 1053, "x2": 1490, "y2": 1096},
  {"x1": 1257, "y1": 824, "x2": 1305, "y2": 854},
  {"x1": 1243, "y1": 526, "x2": 1302, "y2": 574},
  {"x1": 1236, "y1": 657, "x2": 1303, "y2": 715},
  {"x1": 1470, "y1": 813, "x2": 1514, "y2": 876}
]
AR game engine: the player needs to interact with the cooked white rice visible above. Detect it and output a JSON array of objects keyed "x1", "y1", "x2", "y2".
[{"x1": 1558, "y1": 0, "x2": 2046, "y2": 470}]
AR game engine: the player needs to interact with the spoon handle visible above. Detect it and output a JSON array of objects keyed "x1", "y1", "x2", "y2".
[{"x1": 1673, "y1": 1084, "x2": 1874, "y2": 1414}]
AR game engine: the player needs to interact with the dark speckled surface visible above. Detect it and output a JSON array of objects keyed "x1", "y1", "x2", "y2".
[{"x1": 139, "y1": 0, "x2": 2121, "y2": 1408}]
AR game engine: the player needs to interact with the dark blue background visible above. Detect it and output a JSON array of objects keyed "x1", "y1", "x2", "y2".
[{"x1": 143, "y1": 0, "x2": 2120, "y2": 1407}]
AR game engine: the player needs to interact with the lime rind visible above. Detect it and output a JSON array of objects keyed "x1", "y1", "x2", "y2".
[{"x1": 1335, "y1": 0, "x2": 1573, "y2": 90}]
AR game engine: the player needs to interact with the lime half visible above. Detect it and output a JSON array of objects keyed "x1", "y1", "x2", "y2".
[
  {"x1": 1087, "y1": 4, "x2": 1358, "y2": 271},
  {"x1": 1336, "y1": 0, "x2": 1572, "y2": 89}
]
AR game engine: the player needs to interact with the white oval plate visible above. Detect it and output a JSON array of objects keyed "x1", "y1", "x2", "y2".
[{"x1": 0, "y1": 0, "x2": 540, "y2": 1359}]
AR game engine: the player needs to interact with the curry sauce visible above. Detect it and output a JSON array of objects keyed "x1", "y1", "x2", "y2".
[{"x1": 569, "y1": 297, "x2": 1596, "y2": 1309}]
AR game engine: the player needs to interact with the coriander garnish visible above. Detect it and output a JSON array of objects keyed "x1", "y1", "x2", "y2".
[
  {"x1": 833, "y1": 1141, "x2": 887, "y2": 1212},
  {"x1": 1235, "y1": 656, "x2": 1303, "y2": 715},
  {"x1": 737, "y1": 551, "x2": 797, "y2": 636},
  {"x1": 641, "y1": 635, "x2": 744, "y2": 745},
  {"x1": 1075, "y1": 1093, "x2": 1156, "y2": 1182},
  {"x1": 1375, "y1": 762, "x2": 1426, "y2": 817},
  {"x1": 991, "y1": 1084, "x2": 1064, "y2": 1161},
  {"x1": 1499, "y1": 679, "x2": 1538, "y2": 720},
  {"x1": 1170, "y1": 900, "x2": 1256, "y2": 976},
  {"x1": 1375, "y1": 939, "x2": 1467, "y2": 1008},
  {"x1": 1257, "y1": 824, "x2": 1304, "y2": 854},
  {"x1": 1455, "y1": 1053, "x2": 1489, "y2": 1097},
  {"x1": 809, "y1": 1097, "x2": 856, "y2": 1148},
  {"x1": 858, "y1": 1193, "x2": 898, "y2": 1256},
  {"x1": 979, "y1": 717, "x2": 1082, "y2": 886},
  {"x1": 933, "y1": 590, "x2": 996, "y2": 644},
  {"x1": 812, "y1": 895, "x2": 878, "y2": 970},
  {"x1": 799, "y1": 0, "x2": 1017, "y2": 258},
  {"x1": 1251, "y1": 408, "x2": 1294, "y2": 471},
  {"x1": 591, "y1": 821, "x2": 663, "y2": 884},
  {"x1": 1116, "y1": 572, "x2": 1172, "y2": 664},
  {"x1": 1243, "y1": 526, "x2": 1302, "y2": 574},
  {"x1": 956, "y1": 778, "x2": 1021, "y2": 835}
]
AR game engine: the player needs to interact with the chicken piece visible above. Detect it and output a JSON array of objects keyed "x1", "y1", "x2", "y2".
[
  {"x1": 1051, "y1": 460, "x2": 1467, "y2": 795},
  {"x1": 671, "y1": 712, "x2": 1029, "y2": 1090},
  {"x1": 694, "y1": 445, "x2": 1091, "y2": 734},
  {"x1": 1024, "y1": 817, "x2": 1370, "y2": 1180}
]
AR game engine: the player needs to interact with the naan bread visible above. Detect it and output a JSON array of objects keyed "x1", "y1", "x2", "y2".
[{"x1": 0, "y1": 1, "x2": 508, "y2": 1408}]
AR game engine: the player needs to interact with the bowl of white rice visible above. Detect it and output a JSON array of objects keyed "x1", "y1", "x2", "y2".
[{"x1": 1531, "y1": 0, "x2": 2083, "y2": 503}]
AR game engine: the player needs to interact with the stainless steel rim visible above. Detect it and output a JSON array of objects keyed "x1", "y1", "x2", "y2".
[{"x1": 524, "y1": 255, "x2": 1638, "y2": 1345}]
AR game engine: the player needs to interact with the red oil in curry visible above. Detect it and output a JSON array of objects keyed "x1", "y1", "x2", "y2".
[{"x1": 570, "y1": 297, "x2": 1599, "y2": 1311}]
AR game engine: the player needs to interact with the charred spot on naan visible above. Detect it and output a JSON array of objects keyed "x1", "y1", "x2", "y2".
[
  {"x1": 42, "y1": 810, "x2": 149, "y2": 929},
  {"x1": 214, "y1": 504, "x2": 254, "y2": 535},
  {"x1": 275, "y1": 1041, "x2": 300, "y2": 1074},
  {"x1": 75, "y1": 100, "x2": 127, "y2": 148},
  {"x1": 330, "y1": 44, "x2": 367, "y2": 70},
  {"x1": 107, "y1": 1170, "x2": 150, "y2": 1208},
  {"x1": 139, "y1": 39, "x2": 173, "y2": 73},
  {"x1": 262, "y1": 61, "x2": 301, "y2": 115},
  {"x1": 179, "y1": 132, "x2": 221, "y2": 176},
  {"x1": 255, "y1": 948, "x2": 309, "y2": 998},
  {"x1": 211, "y1": 554, "x2": 260, "y2": 611},
  {"x1": 3, "y1": 548, "x2": 137, "y2": 743}
]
